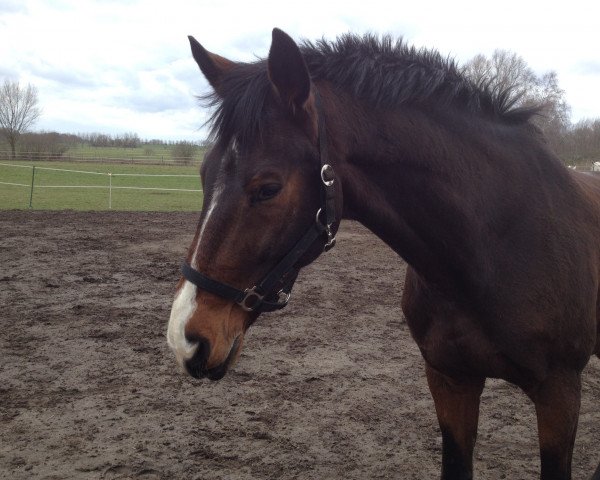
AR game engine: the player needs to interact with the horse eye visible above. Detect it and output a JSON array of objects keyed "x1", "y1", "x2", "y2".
[{"x1": 256, "y1": 183, "x2": 282, "y2": 202}]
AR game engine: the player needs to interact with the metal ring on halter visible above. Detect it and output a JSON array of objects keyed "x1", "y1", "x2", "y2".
[
  {"x1": 321, "y1": 164, "x2": 334, "y2": 186},
  {"x1": 315, "y1": 208, "x2": 326, "y2": 228},
  {"x1": 239, "y1": 287, "x2": 264, "y2": 312}
]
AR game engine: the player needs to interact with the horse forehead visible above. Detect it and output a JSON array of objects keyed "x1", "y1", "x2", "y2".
[
  {"x1": 203, "y1": 145, "x2": 237, "y2": 178},
  {"x1": 204, "y1": 126, "x2": 311, "y2": 189},
  {"x1": 205, "y1": 149, "x2": 270, "y2": 183},
  {"x1": 205, "y1": 138, "x2": 271, "y2": 177}
]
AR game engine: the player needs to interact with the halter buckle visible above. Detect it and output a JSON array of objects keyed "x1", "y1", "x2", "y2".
[
  {"x1": 276, "y1": 289, "x2": 291, "y2": 307},
  {"x1": 316, "y1": 208, "x2": 336, "y2": 251}
]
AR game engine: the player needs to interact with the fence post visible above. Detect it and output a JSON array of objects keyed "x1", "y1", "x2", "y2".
[
  {"x1": 28, "y1": 166, "x2": 36, "y2": 209},
  {"x1": 109, "y1": 172, "x2": 112, "y2": 209}
]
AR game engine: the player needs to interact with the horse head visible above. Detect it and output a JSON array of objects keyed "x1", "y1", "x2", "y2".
[{"x1": 167, "y1": 29, "x2": 341, "y2": 380}]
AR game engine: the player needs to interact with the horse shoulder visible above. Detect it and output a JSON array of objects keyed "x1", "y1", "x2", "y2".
[{"x1": 401, "y1": 267, "x2": 519, "y2": 381}]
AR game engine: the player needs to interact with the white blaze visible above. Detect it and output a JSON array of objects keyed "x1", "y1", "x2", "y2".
[
  {"x1": 167, "y1": 280, "x2": 199, "y2": 365},
  {"x1": 167, "y1": 185, "x2": 222, "y2": 365}
]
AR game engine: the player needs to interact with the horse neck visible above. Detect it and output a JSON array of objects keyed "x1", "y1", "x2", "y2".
[{"x1": 331, "y1": 99, "x2": 552, "y2": 294}]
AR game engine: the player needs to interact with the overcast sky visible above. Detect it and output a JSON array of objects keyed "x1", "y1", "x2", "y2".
[{"x1": 1, "y1": 0, "x2": 599, "y2": 141}]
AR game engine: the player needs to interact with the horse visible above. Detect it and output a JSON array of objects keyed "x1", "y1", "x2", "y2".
[{"x1": 166, "y1": 28, "x2": 600, "y2": 480}]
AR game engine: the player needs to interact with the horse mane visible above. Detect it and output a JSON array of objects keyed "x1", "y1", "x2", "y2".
[
  {"x1": 302, "y1": 34, "x2": 541, "y2": 122},
  {"x1": 200, "y1": 60, "x2": 273, "y2": 147},
  {"x1": 201, "y1": 33, "x2": 542, "y2": 146}
]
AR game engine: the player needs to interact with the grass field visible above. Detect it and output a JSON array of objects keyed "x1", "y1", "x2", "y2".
[
  {"x1": 0, "y1": 141, "x2": 208, "y2": 164},
  {"x1": 65, "y1": 144, "x2": 207, "y2": 163},
  {"x1": 0, "y1": 161, "x2": 204, "y2": 211}
]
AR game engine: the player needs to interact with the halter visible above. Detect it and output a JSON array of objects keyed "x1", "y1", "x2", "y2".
[{"x1": 181, "y1": 90, "x2": 337, "y2": 313}]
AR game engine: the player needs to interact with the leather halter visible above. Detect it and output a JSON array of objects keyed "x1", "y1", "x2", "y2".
[{"x1": 181, "y1": 90, "x2": 337, "y2": 313}]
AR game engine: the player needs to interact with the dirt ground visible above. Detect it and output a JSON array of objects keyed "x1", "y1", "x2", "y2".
[{"x1": 1, "y1": 211, "x2": 598, "y2": 480}]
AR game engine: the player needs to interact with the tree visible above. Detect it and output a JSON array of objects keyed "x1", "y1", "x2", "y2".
[
  {"x1": 529, "y1": 71, "x2": 571, "y2": 154},
  {"x1": 0, "y1": 80, "x2": 41, "y2": 158},
  {"x1": 463, "y1": 50, "x2": 571, "y2": 140},
  {"x1": 18, "y1": 131, "x2": 73, "y2": 160},
  {"x1": 560, "y1": 118, "x2": 600, "y2": 166},
  {"x1": 463, "y1": 50, "x2": 538, "y2": 103},
  {"x1": 171, "y1": 141, "x2": 197, "y2": 165}
]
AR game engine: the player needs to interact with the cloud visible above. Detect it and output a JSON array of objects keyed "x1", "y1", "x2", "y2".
[
  {"x1": 0, "y1": 66, "x2": 16, "y2": 80},
  {"x1": 121, "y1": 89, "x2": 194, "y2": 114},
  {"x1": 575, "y1": 61, "x2": 600, "y2": 75},
  {"x1": 0, "y1": 0, "x2": 27, "y2": 14},
  {"x1": 24, "y1": 61, "x2": 101, "y2": 89},
  {"x1": 3, "y1": 0, "x2": 600, "y2": 139}
]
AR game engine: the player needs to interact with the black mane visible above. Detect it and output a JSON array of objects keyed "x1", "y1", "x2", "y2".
[{"x1": 202, "y1": 33, "x2": 540, "y2": 146}]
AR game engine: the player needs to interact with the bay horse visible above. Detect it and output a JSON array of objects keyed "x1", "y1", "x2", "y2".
[{"x1": 167, "y1": 28, "x2": 600, "y2": 480}]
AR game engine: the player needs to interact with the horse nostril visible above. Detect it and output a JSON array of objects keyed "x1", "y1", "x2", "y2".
[{"x1": 184, "y1": 335, "x2": 211, "y2": 379}]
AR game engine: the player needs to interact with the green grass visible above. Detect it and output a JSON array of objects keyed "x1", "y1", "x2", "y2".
[
  {"x1": 0, "y1": 161, "x2": 204, "y2": 211},
  {"x1": 64, "y1": 143, "x2": 207, "y2": 163}
]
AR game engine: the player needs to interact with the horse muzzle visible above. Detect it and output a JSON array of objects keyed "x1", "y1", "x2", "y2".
[{"x1": 184, "y1": 334, "x2": 243, "y2": 381}]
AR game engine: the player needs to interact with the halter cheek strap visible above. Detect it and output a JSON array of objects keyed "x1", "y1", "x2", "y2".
[
  {"x1": 181, "y1": 88, "x2": 336, "y2": 313},
  {"x1": 182, "y1": 218, "x2": 324, "y2": 312}
]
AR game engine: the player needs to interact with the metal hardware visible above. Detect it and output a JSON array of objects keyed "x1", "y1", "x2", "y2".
[
  {"x1": 316, "y1": 208, "x2": 324, "y2": 227},
  {"x1": 316, "y1": 208, "x2": 337, "y2": 251},
  {"x1": 239, "y1": 287, "x2": 264, "y2": 312},
  {"x1": 276, "y1": 290, "x2": 291, "y2": 306},
  {"x1": 324, "y1": 230, "x2": 336, "y2": 251},
  {"x1": 321, "y1": 164, "x2": 334, "y2": 186}
]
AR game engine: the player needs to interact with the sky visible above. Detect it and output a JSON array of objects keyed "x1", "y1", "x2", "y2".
[{"x1": 1, "y1": 0, "x2": 599, "y2": 141}]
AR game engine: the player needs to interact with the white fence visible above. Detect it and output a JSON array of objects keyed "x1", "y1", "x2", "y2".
[{"x1": 0, "y1": 163, "x2": 202, "y2": 209}]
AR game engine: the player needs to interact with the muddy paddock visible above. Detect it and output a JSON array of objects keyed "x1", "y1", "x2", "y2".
[{"x1": 1, "y1": 211, "x2": 598, "y2": 479}]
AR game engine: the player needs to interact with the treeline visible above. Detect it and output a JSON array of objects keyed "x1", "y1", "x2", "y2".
[
  {"x1": 6, "y1": 123, "x2": 600, "y2": 166},
  {"x1": 1, "y1": 130, "x2": 207, "y2": 162},
  {"x1": 552, "y1": 119, "x2": 600, "y2": 166},
  {"x1": 31, "y1": 131, "x2": 206, "y2": 149},
  {"x1": 81, "y1": 132, "x2": 141, "y2": 148},
  {"x1": 462, "y1": 49, "x2": 600, "y2": 168},
  {"x1": 17, "y1": 131, "x2": 78, "y2": 158}
]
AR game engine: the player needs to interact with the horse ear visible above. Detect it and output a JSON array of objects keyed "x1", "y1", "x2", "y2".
[
  {"x1": 268, "y1": 28, "x2": 311, "y2": 111},
  {"x1": 188, "y1": 35, "x2": 234, "y2": 94}
]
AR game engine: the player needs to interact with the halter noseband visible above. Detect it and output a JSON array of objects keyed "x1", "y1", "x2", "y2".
[{"x1": 181, "y1": 90, "x2": 337, "y2": 313}]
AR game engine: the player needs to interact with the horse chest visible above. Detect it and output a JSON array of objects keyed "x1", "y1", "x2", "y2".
[
  {"x1": 401, "y1": 269, "x2": 535, "y2": 382},
  {"x1": 406, "y1": 306, "x2": 506, "y2": 379}
]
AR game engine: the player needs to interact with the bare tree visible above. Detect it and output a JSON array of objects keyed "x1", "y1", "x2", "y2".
[
  {"x1": 18, "y1": 131, "x2": 71, "y2": 160},
  {"x1": 463, "y1": 50, "x2": 571, "y2": 145},
  {"x1": 171, "y1": 141, "x2": 197, "y2": 165},
  {"x1": 530, "y1": 71, "x2": 572, "y2": 153},
  {"x1": 560, "y1": 118, "x2": 600, "y2": 166},
  {"x1": 0, "y1": 80, "x2": 41, "y2": 159},
  {"x1": 463, "y1": 50, "x2": 538, "y2": 104}
]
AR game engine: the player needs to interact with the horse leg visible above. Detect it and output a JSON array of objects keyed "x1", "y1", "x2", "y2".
[
  {"x1": 591, "y1": 354, "x2": 600, "y2": 480},
  {"x1": 426, "y1": 364, "x2": 485, "y2": 480},
  {"x1": 594, "y1": 358, "x2": 600, "y2": 478},
  {"x1": 527, "y1": 370, "x2": 581, "y2": 480},
  {"x1": 592, "y1": 461, "x2": 600, "y2": 480}
]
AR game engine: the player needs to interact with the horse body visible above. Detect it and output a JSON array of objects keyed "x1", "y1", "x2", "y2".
[
  {"x1": 336, "y1": 96, "x2": 600, "y2": 374},
  {"x1": 168, "y1": 29, "x2": 600, "y2": 479},
  {"x1": 333, "y1": 89, "x2": 600, "y2": 477},
  {"x1": 570, "y1": 170, "x2": 600, "y2": 357}
]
